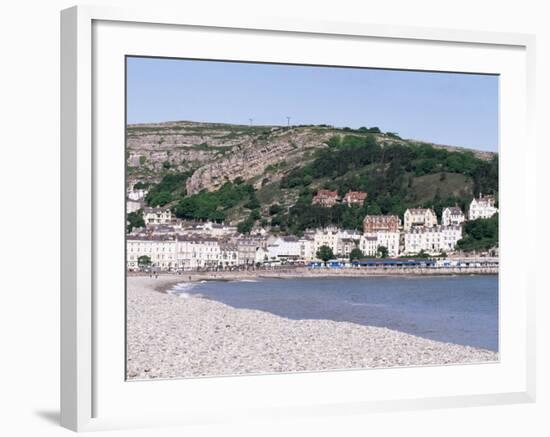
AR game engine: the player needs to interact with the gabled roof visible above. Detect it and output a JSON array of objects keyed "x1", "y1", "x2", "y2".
[
  {"x1": 406, "y1": 208, "x2": 436, "y2": 215},
  {"x1": 444, "y1": 206, "x2": 463, "y2": 215}
]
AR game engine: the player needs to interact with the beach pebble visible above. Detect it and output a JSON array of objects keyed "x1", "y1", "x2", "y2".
[{"x1": 126, "y1": 276, "x2": 498, "y2": 380}]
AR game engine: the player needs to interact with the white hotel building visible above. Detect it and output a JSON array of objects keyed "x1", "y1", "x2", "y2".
[
  {"x1": 127, "y1": 235, "x2": 242, "y2": 271},
  {"x1": 127, "y1": 235, "x2": 178, "y2": 271},
  {"x1": 404, "y1": 225, "x2": 462, "y2": 255},
  {"x1": 359, "y1": 231, "x2": 400, "y2": 257},
  {"x1": 469, "y1": 195, "x2": 498, "y2": 220},
  {"x1": 442, "y1": 206, "x2": 465, "y2": 226},
  {"x1": 143, "y1": 207, "x2": 172, "y2": 226},
  {"x1": 312, "y1": 227, "x2": 340, "y2": 255},
  {"x1": 266, "y1": 236, "x2": 302, "y2": 262},
  {"x1": 177, "y1": 236, "x2": 222, "y2": 270},
  {"x1": 312, "y1": 227, "x2": 361, "y2": 258},
  {"x1": 403, "y1": 208, "x2": 438, "y2": 231}
]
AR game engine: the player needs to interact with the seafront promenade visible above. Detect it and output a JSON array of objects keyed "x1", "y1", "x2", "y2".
[{"x1": 128, "y1": 265, "x2": 498, "y2": 283}]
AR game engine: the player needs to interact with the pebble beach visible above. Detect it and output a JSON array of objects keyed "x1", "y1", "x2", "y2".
[{"x1": 126, "y1": 275, "x2": 498, "y2": 380}]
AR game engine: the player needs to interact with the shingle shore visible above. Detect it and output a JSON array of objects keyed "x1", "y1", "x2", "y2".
[{"x1": 126, "y1": 275, "x2": 498, "y2": 379}]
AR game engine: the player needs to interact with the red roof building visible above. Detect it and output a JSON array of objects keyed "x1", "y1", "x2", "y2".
[
  {"x1": 362, "y1": 215, "x2": 400, "y2": 233},
  {"x1": 312, "y1": 189, "x2": 339, "y2": 207},
  {"x1": 343, "y1": 191, "x2": 367, "y2": 206}
]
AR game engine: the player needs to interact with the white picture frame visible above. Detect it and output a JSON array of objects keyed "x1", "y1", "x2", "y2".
[{"x1": 60, "y1": 5, "x2": 536, "y2": 432}]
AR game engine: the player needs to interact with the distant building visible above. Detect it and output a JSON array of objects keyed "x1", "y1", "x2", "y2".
[
  {"x1": 337, "y1": 238, "x2": 357, "y2": 259},
  {"x1": 127, "y1": 235, "x2": 177, "y2": 271},
  {"x1": 127, "y1": 199, "x2": 143, "y2": 214},
  {"x1": 148, "y1": 224, "x2": 177, "y2": 235},
  {"x1": 342, "y1": 191, "x2": 367, "y2": 206},
  {"x1": 469, "y1": 195, "x2": 498, "y2": 220},
  {"x1": 266, "y1": 236, "x2": 302, "y2": 262},
  {"x1": 403, "y1": 208, "x2": 438, "y2": 231},
  {"x1": 313, "y1": 227, "x2": 340, "y2": 255},
  {"x1": 219, "y1": 243, "x2": 239, "y2": 268},
  {"x1": 235, "y1": 237, "x2": 262, "y2": 266},
  {"x1": 312, "y1": 189, "x2": 339, "y2": 207},
  {"x1": 177, "y1": 236, "x2": 221, "y2": 270},
  {"x1": 203, "y1": 222, "x2": 238, "y2": 237},
  {"x1": 338, "y1": 229, "x2": 362, "y2": 241},
  {"x1": 359, "y1": 235, "x2": 378, "y2": 257},
  {"x1": 299, "y1": 236, "x2": 316, "y2": 262},
  {"x1": 255, "y1": 247, "x2": 269, "y2": 264},
  {"x1": 404, "y1": 225, "x2": 462, "y2": 255},
  {"x1": 442, "y1": 206, "x2": 465, "y2": 226},
  {"x1": 143, "y1": 207, "x2": 172, "y2": 226},
  {"x1": 362, "y1": 215, "x2": 400, "y2": 233},
  {"x1": 127, "y1": 188, "x2": 147, "y2": 201},
  {"x1": 360, "y1": 231, "x2": 400, "y2": 257},
  {"x1": 181, "y1": 221, "x2": 238, "y2": 237}
]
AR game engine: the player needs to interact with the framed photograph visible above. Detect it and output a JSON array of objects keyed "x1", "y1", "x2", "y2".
[{"x1": 61, "y1": 5, "x2": 536, "y2": 432}]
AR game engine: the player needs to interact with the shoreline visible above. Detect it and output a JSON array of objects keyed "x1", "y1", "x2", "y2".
[
  {"x1": 127, "y1": 275, "x2": 498, "y2": 380},
  {"x1": 130, "y1": 269, "x2": 499, "y2": 295}
]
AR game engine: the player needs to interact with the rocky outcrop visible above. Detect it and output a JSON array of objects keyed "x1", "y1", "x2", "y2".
[
  {"x1": 185, "y1": 127, "x2": 339, "y2": 194},
  {"x1": 126, "y1": 120, "x2": 497, "y2": 193}
]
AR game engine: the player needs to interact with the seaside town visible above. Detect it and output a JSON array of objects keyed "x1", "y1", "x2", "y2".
[
  {"x1": 127, "y1": 187, "x2": 499, "y2": 273},
  {"x1": 123, "y1": 60, "x2": 501, "y2": 381}
]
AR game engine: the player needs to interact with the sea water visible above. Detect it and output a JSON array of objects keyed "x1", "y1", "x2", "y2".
[{"x1": 170, "y1": 275, "x2": 498, "y2": 351}]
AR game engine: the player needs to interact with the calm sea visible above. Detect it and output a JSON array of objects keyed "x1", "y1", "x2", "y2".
[{"x1": 170, "y1": 275, "x2": 499, "y2": 351}]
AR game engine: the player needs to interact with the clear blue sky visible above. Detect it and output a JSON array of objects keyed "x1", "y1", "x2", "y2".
[{"x1": 127, "y1": 57, "x2": 498, "y2": 152}]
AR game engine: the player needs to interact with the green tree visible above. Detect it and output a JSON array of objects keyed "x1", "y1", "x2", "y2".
[
  {"x1": 457, "y1": 215, "x2": 498, "y2": 252},
  {"x1": 269, "y1": 203, "x2": 282, "y2": 215},
  {"x1": 316, "y1": 245, "x2": 334, "y2": 263},
  {"x1": 237, "y1": 219, "x2": 254, "y2": 234},
  {"x1": 327, "y1": 136, "x2": 341, "y2": 148},
  {"x1": 244, "y1": 194, "x2": 260, "y2": 210},
  {"x1": 133, "y1": 181, "x2": 149, "y2": 190},
  {"x1": 377, "y1": 246, "x2": 389, "y2": 258},
  {"x1": 145, "y1": 171, "x2": 193, "y2": 206},
  {"x1": 127, "y1": 210, "x2": 145, "y2": 232},
  {"x1": 366, "y1": 203, "x2": 382, "y2": 215},
  {"x1": 173, "y1": 181, "x2": 254, "y2": 222},
  {"x1": 162, "y1": 160, "x2": 171, "y2": 169},
  {"x1": 270, "y1": 215, "x2": 286, "y2": 228},
  {"x1": 138, "y1": 255, "x2": 151, "y2": 268},
  {"x1": 249, "y1": 209, "x2": 261, "y2": 221},
  {"x1": 147, "y1": 191, "x2": 173, "y2": 207},
  {"x1": 349, "y1": 248, "x2": 364, "y2": 261},
  {"x1": 139, "y1": 155, "x2": 146, "y2": 165}
]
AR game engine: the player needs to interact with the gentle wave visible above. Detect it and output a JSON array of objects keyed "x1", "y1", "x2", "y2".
[{"x1": 168, "y1": 282, "x2": 197, "y2": 298}]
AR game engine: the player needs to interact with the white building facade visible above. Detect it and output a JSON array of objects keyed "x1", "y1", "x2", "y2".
[
  {"x1": 469, "y1": 195, "x2": 498, "y2": 220},
  {"x1": 404, "y1": 225, "x2": 462, "y2": 255},
  {"x1": 266, "y1": 236, "x2": 302, "y2": 262},
  {"x1": 143, "y1": 207, "x2": 172, "y2": 226},
  {"x1": 177, "y1": 237, "x2": 221, "y2": 270},
  {"x1": 359, "y1": 231, "x2": 400, "y2": 257},
  {"x1": 313, "y1": 227, "x2": 340, "y2": 255},
  {"x1": 127, "y1": 200, "x2": 143, "y2": 214},
  {"x1": 127, "y1": 188, "x2": 148, "y2": 201},
  {"x1": 127, "y1": 235, "x2": 177, "y2": 271},
  {"x1": 442, "y1": 206, "x2": 465, "y2": 226},
  {"x1": 299, "y1": 237, "x2": 316, "y2": 262},
  {"x1": 403, "y1": 208, "x2": 438, "y2": 231}
]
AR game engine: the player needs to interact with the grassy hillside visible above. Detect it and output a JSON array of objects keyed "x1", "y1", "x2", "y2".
[{"x1": 127, "y1": 121, "x2": 498, "y2": 234}]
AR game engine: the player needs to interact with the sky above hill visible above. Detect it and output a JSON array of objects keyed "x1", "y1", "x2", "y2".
[{"x1": 127, "y1": 56, "x2": 498, "y2": 152}]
